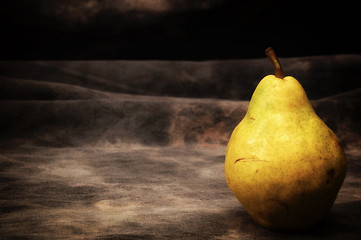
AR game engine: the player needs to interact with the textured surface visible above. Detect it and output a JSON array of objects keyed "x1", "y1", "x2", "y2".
[{"x1": 1, "y1": 56, "x2": 361, "y2": 239}]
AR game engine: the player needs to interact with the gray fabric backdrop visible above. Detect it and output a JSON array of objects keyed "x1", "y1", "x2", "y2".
[{"x1": 1, "y1": 56, "x2": 360, "y2": 239}]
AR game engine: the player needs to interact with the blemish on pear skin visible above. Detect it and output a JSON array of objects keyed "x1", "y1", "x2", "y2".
[
  {"x1": 234, "y1": 158, "x2": 245, "y2": 164},
  {"x1": 268, "y1": 199, "x2": 289, "y2": 211},
  {"x1": 326, "y1": 168, "x2": 335, "y2": 184},
  {"x1": 234, "y1": 158, "x2": 268, "y2": 164},
  {"x1": 250, "y1": 117, "x2": 256, "y2": 120},
  {"x1": 226, "y1": 177, "x2": 231, "y2": 186},
  {"x1": 327, "y1": 129, "x2": 341, "y2": 147}
]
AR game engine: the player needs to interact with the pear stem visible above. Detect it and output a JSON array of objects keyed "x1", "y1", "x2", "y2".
[{"x1": 265, "y1": 47, "x2": 284, "y2": 79}]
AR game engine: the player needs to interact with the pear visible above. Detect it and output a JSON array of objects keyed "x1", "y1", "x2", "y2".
[{"x1": 224, "y1": 47, "x2": 347, "y2": 232}]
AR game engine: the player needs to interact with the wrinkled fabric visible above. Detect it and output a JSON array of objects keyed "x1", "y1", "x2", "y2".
[{"x1": 0, "y1": 56, "x2": 360, "y2": 239}]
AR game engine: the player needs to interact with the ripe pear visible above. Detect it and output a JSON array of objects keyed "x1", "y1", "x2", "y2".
[{"x1": 224, "y1": 47, "x2": 347, "y2": 232}]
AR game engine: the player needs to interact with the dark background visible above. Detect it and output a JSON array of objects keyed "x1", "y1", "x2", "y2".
[{"x1": 1, "y1": 0, "x2": 360, "y2": 60}]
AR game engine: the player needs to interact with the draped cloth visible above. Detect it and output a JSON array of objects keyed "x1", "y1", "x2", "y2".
[{"x1": 1, "y1": 56, "x2": 360, "y2": 239}]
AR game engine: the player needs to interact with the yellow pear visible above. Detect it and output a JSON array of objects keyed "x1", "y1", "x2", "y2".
[{"x1": 224, "y1": 47, "x2": 347, "y2": 231}]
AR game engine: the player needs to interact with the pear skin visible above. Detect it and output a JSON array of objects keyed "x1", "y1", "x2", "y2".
[{"x1": 224, "y1": 48, "x2": 347, "y2": 232}]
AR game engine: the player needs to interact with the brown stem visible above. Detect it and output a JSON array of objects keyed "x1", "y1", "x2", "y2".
[{"x1": 265, "y1": 47, "x2": 284, "y2": 79}]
